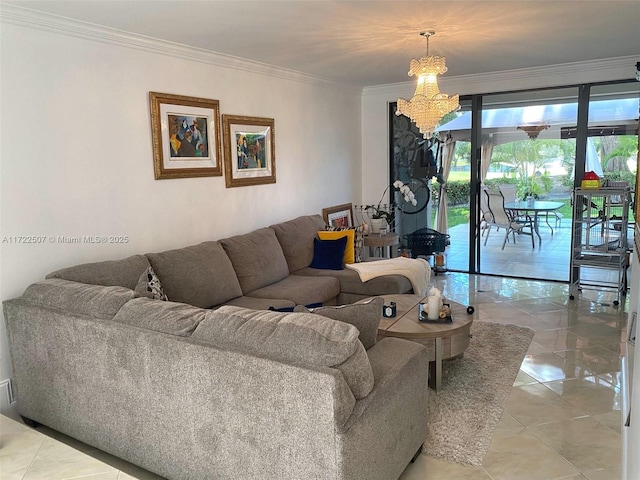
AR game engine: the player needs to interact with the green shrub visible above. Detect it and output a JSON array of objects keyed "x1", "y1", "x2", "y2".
[{"x1": 433, "y1": 180, "x2": 470, "y2": 206}]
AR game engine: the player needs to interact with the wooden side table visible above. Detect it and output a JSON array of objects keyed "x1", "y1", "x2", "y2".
[{"x1": 363, "y1": 232, "x2": 399, "y2": 258}]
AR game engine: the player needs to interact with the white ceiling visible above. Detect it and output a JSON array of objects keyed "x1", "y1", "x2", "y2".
[{"x1": 7, "y1": 0, "x2": 640, "y2": 87}]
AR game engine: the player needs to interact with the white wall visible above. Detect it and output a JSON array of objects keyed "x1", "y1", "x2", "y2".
[
  {"x1": 360, "y1": 56, "x2": 639, "y2": 207},
  {"x1": 0, "y1": 9, "x2": 362, "y2": 415}
]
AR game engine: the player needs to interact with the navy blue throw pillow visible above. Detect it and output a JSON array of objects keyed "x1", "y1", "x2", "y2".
[
  {"x1": 309, "y1": 236, "x2": 347, "y2": 270},
  {"x1": 268, "y1": 302, "x2": 322, "y2": 312}
]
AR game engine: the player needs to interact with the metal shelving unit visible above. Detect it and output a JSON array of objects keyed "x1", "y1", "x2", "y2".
[{"x1": 569, "y1": 186, "x2": 631, "y2": 305}]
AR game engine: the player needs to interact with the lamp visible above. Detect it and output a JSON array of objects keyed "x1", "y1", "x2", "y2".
[{"x1": 396, "y1": 31, "x2": 460, "y2": 139}]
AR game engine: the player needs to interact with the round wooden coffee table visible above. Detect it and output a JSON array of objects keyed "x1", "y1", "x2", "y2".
[{"x1": 376, "y1": 294, "x2": 473, "y2": 391}]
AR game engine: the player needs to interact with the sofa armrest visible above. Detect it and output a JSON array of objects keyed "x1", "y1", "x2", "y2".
[
  {"x1": 335, "y1": 337, "x2": 429, "y2": 480},
  {"x1": 343, "y1": 337, "x2": 429, "y2": 430}
]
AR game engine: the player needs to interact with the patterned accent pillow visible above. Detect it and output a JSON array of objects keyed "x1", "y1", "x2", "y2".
[
  {"x1": 325, "y1": 224, "x2": 365, "y2": 263},
  {"x1": 135, "y1": 266, "x2": 168, "y2": 301}
]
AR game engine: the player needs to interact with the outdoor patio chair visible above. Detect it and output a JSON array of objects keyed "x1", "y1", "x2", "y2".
[
  {"x1": 484, "y1": 189, "x2": 535, "y2": 250},
  {"x1": 480, "y1": 185, "x2": 494, "y2": 237},
  {"x1": 498, "y1": 184, "x2": 517, "y2": 204}
]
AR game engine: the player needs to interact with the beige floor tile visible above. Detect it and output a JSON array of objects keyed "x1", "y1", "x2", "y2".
[
  {"x1": 520, "y1": 352, "x2": 581, "y2": 383},
  {"x1": 482, "y1": 428, "x2": 580, "y2": 480},
  {"x1": 528, "y1": 416, "x2": 621, "y2": 472},
  {"x1": 583, "y1": 465, "x2": 622, "y2": 480},
  {"x1": 494, "y1": 411, "x2": 524, "y2": 431},
  {"x1": 399, "y1": 454, "x2": 492, "y2": 479},
  {"x1": 514, "y1": 369, "x2": 540, "y2": 386},
  {"x1": 542, "y1": 377, "x2": 620, "y2": 415},
  {"x1": 0, "y1": 416, "x2": 46, "y2": 480},
  {"x1": 527, "y1": 341, "x2": 554, "y2": 355},
  {"x1": 531, "y1": 329, "x2": 580, "y2": 351},
  {"x1": 512, "y1": 300, "x2": 567, "y2": 315},
  {"x1": 592, "y1": 411, "x2": 623, "y2": 434},
  {"x1": 23, "y1": 436, "x2": 118, "y2": 480},
  {"x1": 553, "y1": 346, "x2": 622, "y2": 376},
  {"x1": 505, "y1": 383, "x2": 588, "y2": 427}
]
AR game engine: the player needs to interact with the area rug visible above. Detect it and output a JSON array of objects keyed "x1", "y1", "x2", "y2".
[{"x1": 423, "y1": 321, "x2": 535, "y2": 467}]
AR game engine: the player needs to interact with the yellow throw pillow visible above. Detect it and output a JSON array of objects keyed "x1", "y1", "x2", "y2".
[{"x1": 318, "y1": 230, "x2": 355, "y2": 264}]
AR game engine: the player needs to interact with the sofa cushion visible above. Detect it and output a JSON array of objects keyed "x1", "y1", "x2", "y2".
[
  {"x1": 317, "y1": 230, "x2": 355, "y2": 264},
  {"x1": 245, "y1": 274, "x2": 340, "y2": 306},
  {"x1": 309, "y1": 236, "x2": 347, "y2": 270},
  {"x1": 220, "y1": 228, "x2": 289, "y2": 294},
  {"x1": 146, "y1": 241, "x2": 242, "y2": 308},
  {"x1": 134, "y1": 266, "x2": 168, "y2": 301},
  {"x1": 325, "y1": 224, "x2": 365, "y2": 263},
  {"x1": 269, "y1": 215, "x2": 326, "y2": 272},
  {"x1": 46, "y1": 255, "x2": 150, "y2": 290},
  {"x1": 112, "y1": 297, "x2": 206, "y2": 336},
  {"x1": 22, "y1": 279, "x2": 135, "y2": 320},
  {"x1": 294, "y1": 267, "x2": 413, "y2": 296},
  {"x1": 193, "y1": 306, "x2": 374, "y2": 398},
  {"x1": 294, "y1": 297, "x2": 383, "y2": 350}
]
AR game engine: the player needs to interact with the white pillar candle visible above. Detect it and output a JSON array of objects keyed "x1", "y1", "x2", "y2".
[{"x1": 427, "y1": 294, "x2": 440, "y2": 320}]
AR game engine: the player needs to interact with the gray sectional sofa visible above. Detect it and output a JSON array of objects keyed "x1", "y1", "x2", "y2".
[
  {"x1": 3, "y1": 214, "x2": 429, "y2": 480},
  {"x1": 45, "y1": 214, "x2": 413, "y2": 308}
]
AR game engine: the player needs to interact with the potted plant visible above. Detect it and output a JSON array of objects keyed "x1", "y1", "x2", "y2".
[{"x1": 365, "y1": 180, "x2": 417, "y2": 233}]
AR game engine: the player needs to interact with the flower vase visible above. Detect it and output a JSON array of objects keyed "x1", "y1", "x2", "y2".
[{"x1": 370, "y1": 218, "x2": 385, "y2": 234}]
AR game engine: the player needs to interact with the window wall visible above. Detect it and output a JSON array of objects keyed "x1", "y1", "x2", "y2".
[{"x1": 392, "y1": 80, "x2": 639, "y2": 282}]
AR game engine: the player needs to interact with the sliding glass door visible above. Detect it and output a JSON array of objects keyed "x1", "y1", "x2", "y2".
[{"x1": 392, "y1": 79, "x2": 639, "y2": 282}]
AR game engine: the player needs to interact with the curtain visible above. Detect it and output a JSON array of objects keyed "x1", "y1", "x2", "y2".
[
  {"x1": 480, "y1": 139, "x2": 495, "y2": 183},
  {"x1": 435, "y1": 136, "x2": 456, "y2": 234}
]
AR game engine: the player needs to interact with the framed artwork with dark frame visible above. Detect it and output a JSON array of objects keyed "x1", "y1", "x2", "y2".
[
  {"x1": 149, "y1": 91, "x2": 222, "y2": 179},
  {"x1": 322, "y1": 203, "x2": 354, "y2": 227},
  {"x1": 222, "y1": 114, "x2": 276, "y2": 188}
]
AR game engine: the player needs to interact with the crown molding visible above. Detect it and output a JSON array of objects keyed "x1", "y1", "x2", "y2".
[
  {"x1": 363, "y1": 56, "x2": 640, "y2": 97},
  {"x1": 0, "y1": 4, "x2": 360, "y2": 93}
]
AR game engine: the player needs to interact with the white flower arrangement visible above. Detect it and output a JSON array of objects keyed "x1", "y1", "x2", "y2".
[{"x1": 365, "y1": 180, "x2": 418, "y2": 227}]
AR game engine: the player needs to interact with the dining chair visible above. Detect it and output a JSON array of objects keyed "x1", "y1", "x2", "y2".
[
  {"x1": 484, "y1": 189, "x2": 535, "y2": 250},
  {"x1": 498, "y1": 184, "x2": 517, "y2": 204},
  {"x1": 479, "y1": 185, "x2": 494, "y2": 237}
]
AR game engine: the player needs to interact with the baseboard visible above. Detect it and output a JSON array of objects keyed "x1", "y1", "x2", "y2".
[{"x1": 0, "y1": 378, "x2": 17, "y2": 407}]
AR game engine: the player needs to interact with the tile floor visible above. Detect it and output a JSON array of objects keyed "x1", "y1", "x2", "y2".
[
  {"x1": 1, "y1": 274, "x2": 627, "y2": 480},
  {"x1": 445, "y1": 220, "x2": 630, "y2": 294}
]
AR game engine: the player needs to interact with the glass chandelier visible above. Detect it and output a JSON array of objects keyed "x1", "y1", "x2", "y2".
[{"x1": 396, "y1": 31, "x2": 460, "y2": 139}]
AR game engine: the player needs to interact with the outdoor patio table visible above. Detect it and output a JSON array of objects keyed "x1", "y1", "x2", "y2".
[{"x1": 505, "y1": 200, "x2": 564, "y2": 244}]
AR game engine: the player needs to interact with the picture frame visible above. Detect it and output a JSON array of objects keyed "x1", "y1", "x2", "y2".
[
  {"x1": 149, "y1": 91, "x2": 222, "y2": 179},
  {"x1": 222, "y1": 114, "x2": 276, "y2": 188},
  {"x1": 322, "y1": 203, "x2": 354, "y2": 228}
]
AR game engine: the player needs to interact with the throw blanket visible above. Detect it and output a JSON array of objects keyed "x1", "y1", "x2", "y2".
[{"x1": 345, "y1": 257, "x2": 431, "y2": 296}]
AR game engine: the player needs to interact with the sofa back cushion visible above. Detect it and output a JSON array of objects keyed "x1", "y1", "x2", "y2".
[
  {"x1": 193, "y1": 306, "x2": 374, "y2": 398},
  {"x1": 112, "y1": 297, "x2": 206, "y2": 336},
  {"x1": 22, "y1": 279, "x2": 136, "y2": 320},
  {"x1": 146, "y1": 241, "x2": 242, "y2": 308},
  {"x1": 269, "y1": 215, "x2": 326, "y2": 272},
  {"x1": 294, "y1": 297, "x2": 383, "y2": 350},
  {"x1": 220, "y1": 228, "x2": 289, "y2": 294},
  {"x1": 46, "y1": 255, "x2": 150, "y2": 290}
]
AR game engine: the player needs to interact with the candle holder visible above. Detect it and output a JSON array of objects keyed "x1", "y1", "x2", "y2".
[{"x1": 419, "y1": 302, "x2": 453, "y2": 323}]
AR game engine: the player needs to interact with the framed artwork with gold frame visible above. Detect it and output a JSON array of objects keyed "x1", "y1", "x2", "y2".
[
  {"x1": 149, "y1": 91, "x2": 222, "y2": 179},
  {"x1": 222, "y1": 114, "x2": 276, "y2": 188}
]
